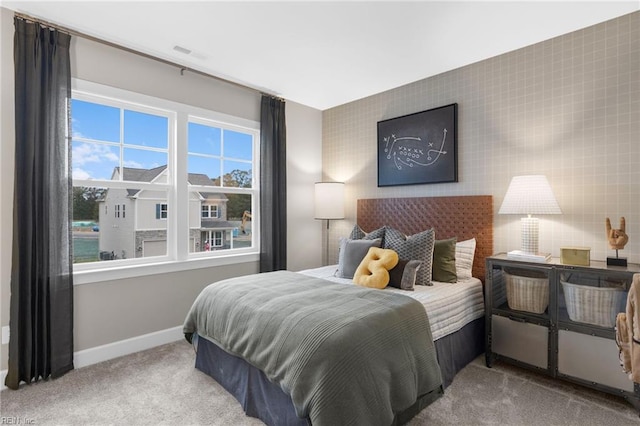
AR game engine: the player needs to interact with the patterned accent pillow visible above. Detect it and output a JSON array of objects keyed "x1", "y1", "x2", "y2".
[
  {"x1": 336, "y1": 238, "x2": 382, "y2": 279},
  {"x1": 349, "y1": 225, "x2": 366, "y2": 240},
  {"x1": 349, "y1": 224, "x2": 386, "y2": 245},
  {"x1": 432, "y1": 238, "x2": 458, "y2": 283},
  {"x1": 383, "y1": 227, "x2": 435, "y2": 286},
  {"x1": 388, "y1": 259, "x2": 422, "y2": 291},
  {"x1": 455, "y1": 238, "x2": 476, "y2": 280}
]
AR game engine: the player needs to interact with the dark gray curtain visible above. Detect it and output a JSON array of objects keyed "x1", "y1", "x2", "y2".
[
  {"x1": 259, "y1": 95, "x2": 287, "y2": 272},
  {"x1": 6, "y1": 17, "x2": 74, "y2": 390}
]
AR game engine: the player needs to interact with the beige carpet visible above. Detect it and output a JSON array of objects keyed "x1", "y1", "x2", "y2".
[{"x1": 1, "y1": 340, "x2": 637, "y2": 425}]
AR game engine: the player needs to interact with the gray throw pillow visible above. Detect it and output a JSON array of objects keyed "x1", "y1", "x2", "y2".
[
  {"x1": 384, "y1": 227, "x2": 435, "y2": 286},
  {"x1": 337, "y1": 238, "x2": 382, "y2": 279},
  {"x1": 349, "y1": 225, "x2": 386, "y2": 245},
  {"x1": 388, "y1": 259, "x2": 422, "y2": 291}
]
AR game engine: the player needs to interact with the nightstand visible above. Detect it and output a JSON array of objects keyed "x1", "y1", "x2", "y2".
[{"x1": 485, "y1": 253, "x2": 640, "y2": 411}]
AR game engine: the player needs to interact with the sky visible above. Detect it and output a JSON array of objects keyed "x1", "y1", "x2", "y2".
[{"x1": 71, "y1": 99, "x2": 253, "y2": 183}]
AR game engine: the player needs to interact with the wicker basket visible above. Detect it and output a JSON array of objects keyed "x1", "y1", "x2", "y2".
[
  {"x1": 504, "y1": 272, "x2": 549, "y2": 314},
  {"x1": 561, "y1": 281, "x2": 627, "y2": 328}
]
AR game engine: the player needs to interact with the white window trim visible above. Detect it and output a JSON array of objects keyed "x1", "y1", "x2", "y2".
[
  {"x1": 201, "y1": 204, "x2": 219, "y2": 219},
  {"x1": 73, "y1": 253, "x2": 260, "y2": 285},
  {"x1": 212, "y1": 231, "x2": 223, "y2": 247},
  {"x1": 158, "y1": 203, "x2": 168, "y2": 220},
  {"x1": 71, "y1": 79, "x2": 261, "y2": 285}
]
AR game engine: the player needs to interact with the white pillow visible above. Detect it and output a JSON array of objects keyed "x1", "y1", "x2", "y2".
[{"x1": 455, "y1": 238, "x2": 476, "y2": 280}]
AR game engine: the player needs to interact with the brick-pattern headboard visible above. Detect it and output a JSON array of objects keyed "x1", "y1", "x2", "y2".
[{"x1": 357, "y1": 196, "x2": 493, "y2": 283}]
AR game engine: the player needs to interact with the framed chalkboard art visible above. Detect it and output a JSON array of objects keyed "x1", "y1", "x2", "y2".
[{"x1": 377, "y1": 103, "x2": 458, "y2": 187}]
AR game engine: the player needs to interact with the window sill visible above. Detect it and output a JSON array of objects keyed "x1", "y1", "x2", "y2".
[{"x1": 73, "y1": 252, "x2": 260, "y2": 285}]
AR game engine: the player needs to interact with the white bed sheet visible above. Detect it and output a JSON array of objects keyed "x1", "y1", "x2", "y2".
[{"x1": 298, "y1": 265, "x2": 485, "y2": 341}]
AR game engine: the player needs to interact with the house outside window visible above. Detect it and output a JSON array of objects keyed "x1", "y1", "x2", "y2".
[{"x1": 70, "y1": 79, "x2": 259, "y2": 277}]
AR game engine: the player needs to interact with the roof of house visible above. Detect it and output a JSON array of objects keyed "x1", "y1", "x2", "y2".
[
  {"x1": 188, "y1": 173, "x2": 217, "y2": 186},
  {"x1": 118, "y1": 165, "x2": 167, "y2": 196},
  {"x1": 200, "y1": 220, "x2": 236, "y2": 230},
  {"x1": 112, "y1": 166, "x2": 225, "y2": 198},
  {"x1": 120, "y1": 165, "x2": 167, "y2": 183}
]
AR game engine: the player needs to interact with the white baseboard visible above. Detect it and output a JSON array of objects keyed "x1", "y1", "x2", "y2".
[
  {"x1": 0, "y1": 326, "x2": 184, "y2": 390},
  {"x1": 74, "y1": 326, "x2": 183, "y2": 368}
]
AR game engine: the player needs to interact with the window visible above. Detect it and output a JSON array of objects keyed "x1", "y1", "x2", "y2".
[
  {"x1": 71, "y1": 80, "x2": 260, "y2": 277},
  {"x1": 156, "y1": 203, "x2": 168, "y2": 220},
  {"x1": 201, "y1": 205, "x2": 219, "y2": 219}
]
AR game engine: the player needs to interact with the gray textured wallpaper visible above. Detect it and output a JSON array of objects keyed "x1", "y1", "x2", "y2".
[{"x1": 323, "y1": 11, "x2": 639, "y2": 265}]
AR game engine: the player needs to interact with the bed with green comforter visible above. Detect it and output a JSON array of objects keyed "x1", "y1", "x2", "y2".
[{"x1": 183, "y1": 270, "x2": 443, "y2": 426}]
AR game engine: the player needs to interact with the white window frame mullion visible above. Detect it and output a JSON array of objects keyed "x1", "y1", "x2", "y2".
[
  {"x1": 174, "y1": 111, "x2": 189, "y2": 261},
  {"x1": 72, "y1": 180, "x2": 170, "y2": 191},
  {"x1": 119, "y1": 107, "x2": 125, "y2": 181},
  {"x1": 220, "y1": 128, "x2": 225, "y2": 188},
  {"x1": 251, "y1": 129, "x2": 260, "y2": 252}
]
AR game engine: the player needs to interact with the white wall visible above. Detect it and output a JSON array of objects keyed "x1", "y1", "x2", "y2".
[
  {"x1": 0, "y1": 7, "x2": 16, "y2": 375},
  {"x1": 286, "y1": 100, "x2": 324, "y2": 271},
  {"x1": 0, "y1": 6, "x2": 323, "y2": 371}
]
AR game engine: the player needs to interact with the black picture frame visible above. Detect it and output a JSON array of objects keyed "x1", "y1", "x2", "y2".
[{"x1": 377, "y1": 103, "x2": 458, "y2": 187}]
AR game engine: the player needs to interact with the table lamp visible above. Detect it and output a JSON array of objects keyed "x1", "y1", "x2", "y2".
[{"x1": 499, "y1": 175, "x2": 561, "y2": 262}]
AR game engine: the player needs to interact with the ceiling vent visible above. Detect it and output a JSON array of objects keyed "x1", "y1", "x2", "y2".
[{"x1": 173, "y1": 45, "x2": 192, "y2": 55}]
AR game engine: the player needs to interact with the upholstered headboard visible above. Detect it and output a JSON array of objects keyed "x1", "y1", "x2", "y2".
[{"x1": 357, "y1": 196, "x2": 493, "y2": 283}]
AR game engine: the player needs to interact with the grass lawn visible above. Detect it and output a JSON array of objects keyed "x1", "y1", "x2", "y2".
[{"x1": 73, "y1": 235, "x2": 99, "y2": 263}]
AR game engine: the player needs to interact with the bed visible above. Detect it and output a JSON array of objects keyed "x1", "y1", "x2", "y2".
[{"x1": 184, "y1": 195, "x2": 493, "y2": 426}]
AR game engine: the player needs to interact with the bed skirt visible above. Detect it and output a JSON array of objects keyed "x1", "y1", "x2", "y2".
[
  {"x1": 435, "y1": 316, "x2": 485, "y2": 388},
  {"x1": 194, "y1": 317, "x2": 484, "y2": 425}
]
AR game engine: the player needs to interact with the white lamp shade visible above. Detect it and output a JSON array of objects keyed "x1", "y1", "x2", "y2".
[
  {"x1": 498, "y1": 175, "x2": 562, "y2": 215},
  {"x1": 314, "y1": 182, "x2": 345, "y2": 219}
]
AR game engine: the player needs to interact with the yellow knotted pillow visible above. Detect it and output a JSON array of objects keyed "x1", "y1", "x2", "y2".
[{"x1": 353, "y1": 247, "x2": 399, "y2": 289}]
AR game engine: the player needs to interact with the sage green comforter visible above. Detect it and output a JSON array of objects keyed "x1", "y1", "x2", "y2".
[{"x1": 183, "y1": 270, "x2": 443, "y2": 426}]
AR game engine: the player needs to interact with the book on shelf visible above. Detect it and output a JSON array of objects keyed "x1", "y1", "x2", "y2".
[{"x1": 506, "y1": 250, "x2": 551, "y2": 263}]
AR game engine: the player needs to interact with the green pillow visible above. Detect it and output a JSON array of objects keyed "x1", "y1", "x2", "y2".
[{"x1": 432, "y1": 237, "x2": 457, "y2": 283}]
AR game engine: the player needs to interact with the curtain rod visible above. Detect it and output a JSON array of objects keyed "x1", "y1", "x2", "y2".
[{"x1": 14, "y1": 12, "x2": 281, "y2": 100}]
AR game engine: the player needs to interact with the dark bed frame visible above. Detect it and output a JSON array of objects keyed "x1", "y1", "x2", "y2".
[{"x1": 193, "y1": 195, "x2": 494, "y2": 425}]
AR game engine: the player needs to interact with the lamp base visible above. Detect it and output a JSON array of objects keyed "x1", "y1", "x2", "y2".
[
  {"x1": 607, "y1": 256, "x2": 627, "y2": 267},
  {"x1": 520, "y1": 216, "x2": 539, "y2": 254}
]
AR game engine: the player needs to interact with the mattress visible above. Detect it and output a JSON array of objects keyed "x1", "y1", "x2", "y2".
[{"x1": 299, "y1": 265, "x2": 485, "y2": 341}]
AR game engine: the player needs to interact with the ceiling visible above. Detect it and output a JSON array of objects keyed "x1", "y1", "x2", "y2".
[{"x1": 3, "y1": 1, "x2": 639, "y2": 110}]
